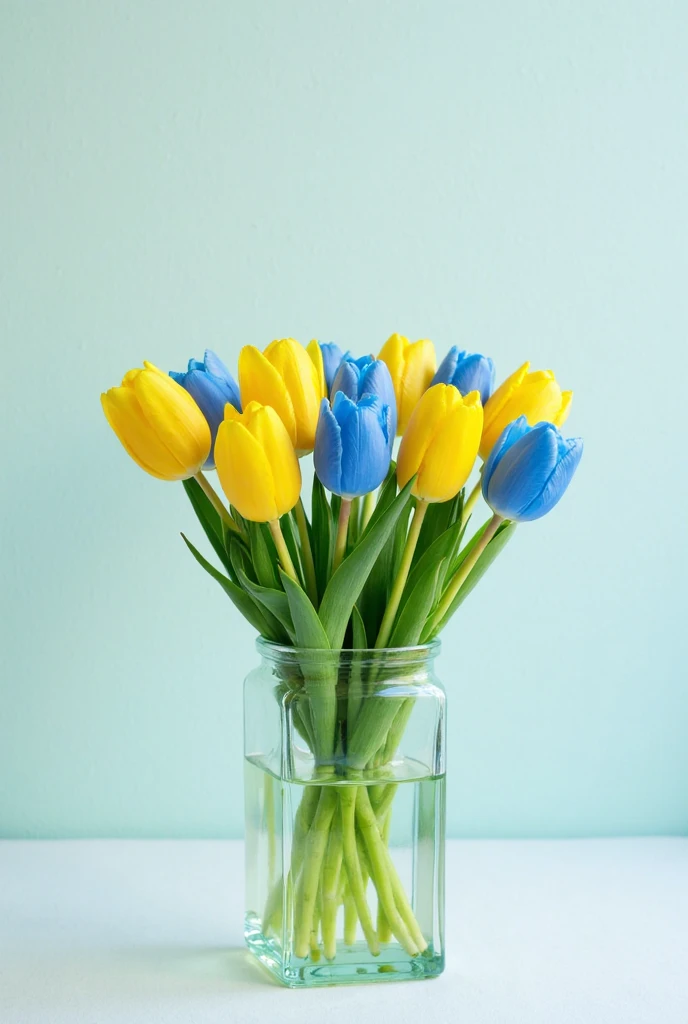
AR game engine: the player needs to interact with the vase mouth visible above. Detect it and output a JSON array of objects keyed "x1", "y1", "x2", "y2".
[{"x1": 256, "y1": 637, "x2": 441, "y2": 667}]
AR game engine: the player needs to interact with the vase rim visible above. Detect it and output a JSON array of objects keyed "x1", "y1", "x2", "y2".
[{"x1": 256, "y1": 637, "x2": 441, "y2": 660}]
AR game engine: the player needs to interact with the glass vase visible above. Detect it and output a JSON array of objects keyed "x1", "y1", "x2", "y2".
[{"x1": 243, "y1": 640, "x2": 446, "y2": 988}]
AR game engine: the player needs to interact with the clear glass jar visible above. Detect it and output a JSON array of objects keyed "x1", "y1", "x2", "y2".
[{"x1": 243, "y1": 640, "x2": 446, "y2": 988}]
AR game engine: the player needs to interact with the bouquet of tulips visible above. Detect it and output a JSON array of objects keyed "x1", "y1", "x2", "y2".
[{"x1": 102, "y1": 334, "x2": 582, "y2": 963}]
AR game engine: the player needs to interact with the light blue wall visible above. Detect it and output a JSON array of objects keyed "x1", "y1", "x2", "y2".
[{"x1": 2, "y1": 1, "x2": 687, "y2": 839}]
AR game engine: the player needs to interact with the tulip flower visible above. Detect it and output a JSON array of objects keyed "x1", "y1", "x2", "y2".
[
  {"x1": 482, "y1": 417, "x2": 583, "y2": 522},
  {"x1": 240, "y1": 339, "x2": 323, "y2": 454},
  {"x1": 480, "y1": 361, "x2": 572, "y2": 459},
  {"x1": 101, "y1": 362, "x2": 211, "y2": 480},
  {"x1": 330, "y1": 354, "x2": 398, "y2": 441},
  {"x1": 431, "y1": 346, "x2": 495, "y2": 406},
  {"x1": 169, "y1": 350, "x2": 241, "y2": 469},
  {"x1": 310, "y1": 341, "x2": 346, "y2": 393},
  {"x1": 214, "y1": 401, "x2": 301, "y2": 524},
  {"x1": 397, "y1": 384, "x2": 483, "y2": 504},
  {"x1": 314, "y1": 392, "x2": 392, "y2": 500},
  {"x1": 378, "y1": 333, "x2": 436, "y2": 434},
  {"x1": 376, "y1": 385, "x2": 483, "y2": 647}
]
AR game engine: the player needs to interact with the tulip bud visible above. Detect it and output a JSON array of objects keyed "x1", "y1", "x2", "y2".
[
  {"x1": 314, "y1": 393, "x2": 392, "y2": 499},
  {"x1": 330, "y1": 354, "x2": 397, "y2": 442},
  {"x1": 378, "y1": 333, "x2": 436, "y2": 434},
  {"x1": 481, "y1": 417, "x2": 583, "y2": 522},
  {"x1": 169, "y1": 349, "x2": 241, "y2": 469},
  {"x1": 480, "y1": 361, "x2": 571, "y2": 459},
  {"x1": 239, "y1": 339, "x2": 323, "y2": 454},
  {"x1": 431, "y1": 346, "x2": 495, "y2": 406},
  {"x1": 397, "y1": 384, "x2": 483, "y2": 503},
  {"x1": 214, "y1": 402, "x2": 301, "y2": 522},
  {"x1": 101, "y1": 362, "x2": 211, "y2": 480}
]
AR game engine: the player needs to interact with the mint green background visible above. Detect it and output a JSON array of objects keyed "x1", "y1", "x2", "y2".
[{"x1": 2, "y1": 2, "x2": 687, "y2": 839}]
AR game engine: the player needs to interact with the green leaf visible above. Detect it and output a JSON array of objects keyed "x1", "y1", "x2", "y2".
[
  {"x1": 355, "y1": 468, "x2": 400, "y2": 638},
  {"x1": 351, "y1": 604, "x2": 368, "y2": 649},
  {"x1": 280, "y1": 511, "x2": 305, "y2": 588},
  {"x1": 249, "y1": 522, "x2": 280, "y2": 589},
  {"x1": 319, "y1": 479, "x2": 414, "y2": 649},
  {"x1": 234, "y1": 562, "x2": 294, "y2": 643},
  {"x1": 311, "y1": 476, "x2": 333, "y2": 599},
  {"x1": 413, "y1": 490, "x2": 464, "y2": 568},
  {"x1": 346, "y1": 605, "x2": 368, "y2": 735},
  {"x1": 182, "y1": 477, "x2": 235, "y2": 578},
  {"x1": 279, "y1": 571, "x2": 330, "y2": 650},
  {"x1": 398, "y1": 514, "x2": 466, "y2": 620},
  {"x1": 390, "y1": 560, "x2": 446, "y2": 647},
  {"x1": 423, "y1": 520, "x2": 517, "y2": 639},
  {"x1": 181, "y1": 533, "x2": 279, "y2": 640},
  {"x1": 360, "y1": 462, "x2": 397, "y2": 536}
]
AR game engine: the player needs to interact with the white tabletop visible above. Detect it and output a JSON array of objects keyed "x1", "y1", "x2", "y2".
[{"x1": 1, "y1": 838, "x2": 686, "y2": 1023}]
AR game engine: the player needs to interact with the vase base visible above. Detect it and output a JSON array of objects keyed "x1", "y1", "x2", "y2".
[{"x1": 245, "y1": 913, "x2": 444, "y2": 988}]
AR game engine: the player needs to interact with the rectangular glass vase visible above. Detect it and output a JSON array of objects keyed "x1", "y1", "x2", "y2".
[{"x1": 243, "y1": 642, "x2": 446, "y2": 988}]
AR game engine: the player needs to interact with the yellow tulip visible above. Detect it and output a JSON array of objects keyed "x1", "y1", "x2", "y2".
[
  {"x1": 378, "y1": 333, "x2": 437, "y2": 434},
  {"x1": 239, "y1": 338, "x2": 324, "y2": 454},
  {"x1": 397, "y1": 384, "x2": 483, "y2": 503},
  {"x1": 214, "y1": 401, "x2": 301, "y2": 522},
  {"x1": 480, "y1": 361, "x2": 572, "y2": 459},
  {"x1": 101, "y1": 362, "x2": 211, "y2": 480}
]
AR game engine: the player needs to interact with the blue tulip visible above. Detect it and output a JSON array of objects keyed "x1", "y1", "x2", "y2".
[
  {"x1": 314, "y1": 392, "x2": 392, "y2": 498},
  {"x1": 318, "y1": 342, "x2": 347, "y2": 393},
  {"x1": 330, "y1": 354, "x2": 398, "y2": 441},
  {"x1": 482, "y1": 416, "x2": 583, "y2": 522},
  {"x1": 431, "y1": 347, "x2": 496, "y2": 406},
  {"x1": 169, "y1": 350, "x2": 241, "y2": 469}
]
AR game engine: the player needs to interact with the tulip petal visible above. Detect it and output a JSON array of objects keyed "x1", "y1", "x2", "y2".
[
  {"x1": 239, "y1": 345, "x2": 297, "y2": 446},
  {"x1": 555, "y1": 390, "x2": 573, "y2": 428},
  {"x1": 519, "y1": 436, "x2": 583, "y2": 521},
  {"x1": 247, "y1": 405, "x2": 302, "y2": 517},
  {"x1": 331, "y1": 360, "x2": 361, "y2": 402},
  {"x1": 215, "y1": 419, "x2": 279, "y2": 522},
  {"x1": 480, "y1": 361, "x2": 530, "y2": 457},
  {"x1": 481, "y1": 415, "x2": 531, "y2": 491},
  {"x1": 314, "y1": 397, "x2": 343, "y2": 494},
  {"x1": 202, "y1": 350, "x2": 242, "y2": 410},
  {"x1": 431, "y1": 347, "x2": 460, "y2": 388},
  {"x1": 267, "y1": 340, "x2": 322, "y2": 452},
  {"x1": 306, "y1": 339, "x2": 327, "y2": 400},
  {"x1": 484, "y1": 422, "x2": 560, "y2": 519},
  {"x1": 101, "y1": 387, "x2": 185, "y2": 480},
  {"x1": 413, "y1": 390, "x2": 483, "y2": 502},
  {"x1": 397, "y1": 384, "x2": 448, "y2": 490},
  {"x1": 132, "y1": 369, "x2": 211, "y2": 471}
]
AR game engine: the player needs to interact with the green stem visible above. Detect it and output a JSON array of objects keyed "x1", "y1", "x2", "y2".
[
  {"x1": 268, "y1": 518, "x2": 299, "y2": 584},
  {"x1": 321, "y1": 805, "x2": 344, "y2": 960},
  {"x1": 461, "y1": 474, "x2": 483, "y2": 527},
  {"x1": 375, "y1": 499, "x2": 429, "y2": 648},
  {"x1": 194, "y1": 471, "x2": 242, "y2": 534},
  {"x1": 294, "y1": 497, "x2": 319, "y2": 606},
  {"x1": 360, "y1": 490, "x2": 376, "y2": 532},
  {"x1": 425, "y1": 512, "x2": 503, "y2": 636},
  {"x1": 332, "y1": 498, "x2": 352, "y2": 572},
  {"x1": 294, "y1": 787, "x2": 338, "y2": 958},
  {"x1": 339, "y1": 788, "x2": 379, "y2": 955},
  {"x1": 355, "y1": 787, "x2": 419, "y2": 956},
  {"x1": 376, "y1": 808, "x2": 393, "y2": 943}
]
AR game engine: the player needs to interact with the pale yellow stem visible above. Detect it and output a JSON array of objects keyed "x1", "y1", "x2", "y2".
[
  {"x1": 268, "y1": 518, "x2": 299, "y2": 584},
  {"x1": 332, "y1": 498, "x2": 352, "y2": 572},
  {"x1": 426, "y1": 513, "x2": 503, "y2": 635},
  {"x1": 194, "y1": 471, "x2": 241, "y2": 534}
]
